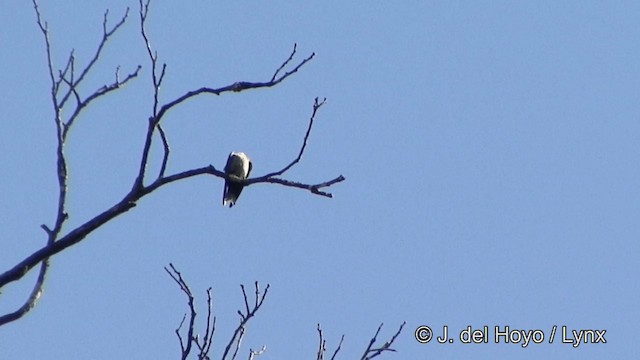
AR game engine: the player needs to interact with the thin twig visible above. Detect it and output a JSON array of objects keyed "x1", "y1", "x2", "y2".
[
  {"x1": 330, "y1": 335, "x2": 345, "y2": 360},
  {"x1": 165, "y1": 264, "x2": 197, "y2": 360},
  {"x1": 152, "y1": 50, "x2": 314, "y2": 125},
  {"x1": 316, "y1": 324, "x2": 345, "y2": 360},
  {"x1": 58, "y1": 7, "x2": 130, "y2": 110},
  {"x1": 157, "y1": 123, "x2": 170, "y2": 178},
  {"x1": 176, "y1": 314, "x2": 188, "y2": 354},
  {"x1": 271, "y1": 43, "x2": 297, "y2": 82},
  {"x1": 62, "y1": 65, "x2": 141, "y2": 140},
  {"x1": 221, "y1": 283, "x2": 270, "y2": 360},
  {"x1": 316, "y1": 324, "x2": 326, "y2": 360},
  {"x1": 360, "y1": 322, "x2": 406, "y2": 360},
  {"x1": 248, "y1": 346, "x2": 267, "y2": 360},
  {"x1": 262, "y1": 97, "x2": 326, "y2": 178},
  {"x1": 135, "y1": 0, "x2": 167, "y2": 190},
  {"x1": 200, "y1": 287, "x2": 216, "y2": 358}
]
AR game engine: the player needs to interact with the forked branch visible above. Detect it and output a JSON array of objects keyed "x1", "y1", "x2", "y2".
[
  {"x1": 221, "y1": 282, "x2": 269, "y2": 360},
  {"x1": 359, "y1": 322, "x2": 406, "y2": 360},
  {"x1": 316, "y1": 324, "x2": 345, "y2": 360},
  {"x1": 166, "y1": 264, "x2": 216, "y2": 360},
  {"x1": 315, "y1": 322, "x2": 405, "y2": 360},
  {"x1": 1, "y1": 0, "x2": 138, "y2": 327}
]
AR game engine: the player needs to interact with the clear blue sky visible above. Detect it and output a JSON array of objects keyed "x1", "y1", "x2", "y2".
[{"x1": 1, "y1": 1, "x2": 637, "y2": 358}]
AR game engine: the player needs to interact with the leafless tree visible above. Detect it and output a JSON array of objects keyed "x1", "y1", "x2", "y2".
[
  {"x1": 167, "y1": 264, "x2": 406, "y2": 360},
  {"x1": 0, "y1": 1, "x2": 403, "y2": 358}
]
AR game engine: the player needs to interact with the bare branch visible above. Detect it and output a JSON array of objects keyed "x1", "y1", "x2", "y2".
[
  {"x1": 167, "y1": 265, "x2": 220, "y2": 360},
  {"x1": 359, "y1": 322, "x2": 406, "y2": 360},
  {"x1": 147, "y1": 163, "x2": 345, "y2": 199},
  {"x1": 2, "y1": 0, "x2": 70, "y2": 327},
  {"x1": 176, "y1": 314, "x2": 188, "y2": 355},
  {"x1": 316, "y1": 324, "x2": 345, "y2": 360},
  {"x1": 248, "y1": 346, "x2": 267, "y2": 360},
  {"x1": 32, "y1": 0, "x2": 55, "y2": 91},
  {"x1": 57, "y1": 8, "x2": 129, "y2": 110},
  {"x1": 28, "y1": 7, "x2": 138, "y2": 318},
  {"x1": 0, "y1": 206, "x2": 59, "y2": 326},
  {"x1": 165, "y1": 264, "x2": 197, "y2": 360},
  {"x1": 0, "y1": 258, "x2": 48, "y2": 325},
  {"x1": 139, "y1": 0, "x2": 166, "y2": 115},
  {"x1": 241, "y1": 284, "x2": 251, "y2": 319},
  {"x1": 135, "y1": 0, "x2": 168, "y2": 189},
  {"x1": 57, "y1": 51, "x2": 75, "y2": 107},
  {"x1": 230, "y1": 326, "x2": 245, "y2": 360},
  {"x1": 271, "y1": 43, "x2": 298, "y2": 82},
  {"x1": 32, "y1": 0, "x2": 67, "y2": 240},
  {"x1": 62, "y1": 65, "x2": 142, "y2": 140},
  {"x1": 200, "y1": 287, "x2": 216, "y2": 358},
  {"x1": 316, "y1": 324, "x2": 327, "y2": 360},
  {"x1": 157, "y1": 123, "x2": 170, "y2": 179},
  {"x1": 221, "y1": 283, "x2": 270, "y2": 360},
  {"x1": 262, "y1": 97, "x2": 326, "y2": 178},
  {"x1": 330, "y1": 335, "x2": 345, "y2": 360},
  {"x1": 151, "y1": 48, "x2": 314, "y2": 125}
]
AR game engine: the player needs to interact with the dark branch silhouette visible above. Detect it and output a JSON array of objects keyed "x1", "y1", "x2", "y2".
[
  {"x1": 314, "y1": 322, "x2": 405, "y2": 360},
  {"x1": 0, "y1": 0, "x2": 140, "y2": 327},
  {"x1": 0, "y1": 0, "x2": 344, "y2": 326},
  {"x1": 166, "y1": 264, "x2": 217, "y2": 360},
  {"x1": 316, "y1": 324, "x2": 345, "y2": 360},
  {"x1": 169, "y1": 264, "x2": 270, "y2": 360},
  {"x1": 168, "y1": 265, "x2": 404, "y2": 360},
  {"x1": 359, "y1": 322, "x2": 406, "y2": 360}
]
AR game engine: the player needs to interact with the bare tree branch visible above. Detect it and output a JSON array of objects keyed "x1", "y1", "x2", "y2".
[
  {"x1": 316, "y1": 324, "x2": 327, "y2": 360},
  {"x1": 200, "y1": 288, "x2": 217, "y2": 358},
  {"x1": 61, "y1": 64, "x2": 142, "y2": 140},
  {"x1": 191, "y1": 287, "x2": 217, "y2": 360},
  {"x1": 221, "y1": 282, "x2": 269, "y2": 360},
  {"x1": 330, "y1": 335, "x2": 345, "y2": 360},
  {"x1": 58, "y1": 7, "x2": 131, "y2": 110},
  {"x1": 4, "y1": 0, "x2": 73, "y2": 326},
  {"x1": 271, "y1": 43, "x2": 298, "y2": 82},
  {"x1": 359, "y1": 322, "x2": 406, "y2": 360},
  {"x1": 153, "y1": 42, "x2": 315, "y2": 126},
  {"x1": 262, "y1": 97, "x2": 326, "y2": 178},
  {"x1": 248, "y1": 346, "x2": 267, "y2": 360},
  {"x1": 316, "y1": 324, "x2": 346, "y2": 360},
  {"x1": 139, "y1": 0, "x2": 166, "y2": 117},
  {"x1": 0, "y1": 257, "x2": 48, "y2": 325},
  {"x1": 157, "y1": 123, "x2": 171, "y2": 179},
  {"x1": 166, "y1": 264, "x2": 197, "y2": 360},
  {"x1": 0, "y1": 2, "x2": 139, "y2": 327}
]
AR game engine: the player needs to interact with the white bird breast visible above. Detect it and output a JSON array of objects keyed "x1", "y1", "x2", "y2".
[{"x1": 227, "y1": 152, "x2": 251, "y2": 178}]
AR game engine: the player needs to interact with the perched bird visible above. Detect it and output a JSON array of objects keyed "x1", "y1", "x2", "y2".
[{"x1": 222, "y1": 152, "x2": 252, "y2": 207}]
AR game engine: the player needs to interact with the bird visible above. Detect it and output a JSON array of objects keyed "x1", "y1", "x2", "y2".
[{"x1": 222, "y1": 152, "x2": 252, "y2": 207}]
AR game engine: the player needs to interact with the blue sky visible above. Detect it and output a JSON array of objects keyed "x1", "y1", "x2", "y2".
[{"x1": 1, "y1": 1, "x2": 638, "y2": 359}]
